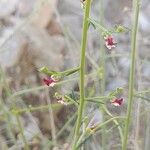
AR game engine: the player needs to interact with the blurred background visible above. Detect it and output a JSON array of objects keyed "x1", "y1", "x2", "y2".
[{"x1": 0, "y1": 0, "x2": 149, "y2": 149}]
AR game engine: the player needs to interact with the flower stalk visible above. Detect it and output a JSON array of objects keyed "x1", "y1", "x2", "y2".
[
  {"x1": 122, "y1": 0, "x2": 140, "y2": 149},
  {"x1": 72, "y1": 0, "x2": 91, "y2": 149},
  {"x1": 76, "y1": 116, "x2": 125, "y2": 149}
]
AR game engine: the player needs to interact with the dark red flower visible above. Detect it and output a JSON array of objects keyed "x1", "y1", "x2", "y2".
[
  {"x1": 111, "y1": 98, "x2": 123, "y2": 106},
  {"x1": 43, "y1": 76, "x2": 56, "y2": 87},
  {"x1": 105, "y1": 35, "x2": 116, "y2": 50}
]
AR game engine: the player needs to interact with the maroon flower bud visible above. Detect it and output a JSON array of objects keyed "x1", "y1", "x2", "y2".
[
  {"x1": 43, "y1": 76, "x2": 57, "y2": 87},
  {"x1": 111, "y1": 98, "x2": 123, "y2": 106}
]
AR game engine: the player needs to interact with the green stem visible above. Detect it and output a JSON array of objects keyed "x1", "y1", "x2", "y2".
[
  {"x1": 61, "y1": 67, "x2": 80, "y2": 76},
  {"x1": 11, "y1": 71, "x2": 98, "y2": 98},
  {"x1": 99, "y1": 0, "x2": 105, "y2": 96},
  {"x1": 0, "y1": 68, "x2": 16, "y2": 144},
  {"x1": 135, "y1": 89, "x2": 150, "y2": 95},
  {"x1": 45, "y1": 89, "x2": 57, "y2": 145},
  {"x1": 89, "y1": 18, "x2": 111, "y2": 35},
  {"x1": 122, "y1": 0, "x2": 140, "y2": 149},
  {"x1": 86, "y1": 99, "x2": 104, "y2": 104},
  {"x1": 85, "y1": 96, "x2": 108, "y2": 100},
  {"x1": 64, "y1": 95, "x2": 79, "y2": 106},
  {"x1": 9, "y1": 98, "x2": 106, "y2": 117},
  {"x1": 16, "y1": 113, "x2": 30, "y2": 150},
  {"x1": 99, "y1": 0, "x2": 107, "y2": 149},
  {"x1": 56, "y1": 112, "x2": 77, "y2": 138},
  {"x1": 103, "y1": 106, "x2": 123, "y2": 144},
  {"x1": 76, "y1": 116, "x2": 125, "y2": 149},
  {"x1": 95, "y1": 116, "x2": 125, "y2": 134},
  {"x1": 13, "y1": 103, "x2": 63, "y2": 114},
  {"x1": 0, "y1": 66, "x2": 28, "y2": 147},
  {"x1": 135, "y1": 95, "x2": 150, "y2": 102},
  {"x1": 0, "y1": 103, "x2": 72, "y2": 118},
  {"x1": 72, "y1": 0, "x2": 91, "y2": 149}
]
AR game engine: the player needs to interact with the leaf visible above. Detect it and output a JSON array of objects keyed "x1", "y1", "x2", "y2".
[
  {"x1": 39, "y1": 67, "x2": 57, "y2": 76},
  {"x1": 114, "y1": 25, "x2": 130, "y2": 33},
  {"x1": 61, "y1": 67, "x2": 80, "y2": 76}
]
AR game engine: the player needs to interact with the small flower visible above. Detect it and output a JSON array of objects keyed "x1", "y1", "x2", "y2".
[
  {"x1": 111, "y1": 98, "x2": 123, "y2": 106},
  {"x1": 57, "y1": 98, "x2": 68, "y2": 105},
  {"x1": 43, "y1": 76, "x2": 57, "y2": 87},
  {"x1": 86, "y1": 110, "x2": 102, "y2": 131},
  {"x1": 55, "y1": 92, "x2": 68, "y2": 105},
  {"x1": 88, "y1": 123, "x2": 97, "y2": 130},
  {"x1": 104, "y1": 35, "x2": 116, "y2": 50}
]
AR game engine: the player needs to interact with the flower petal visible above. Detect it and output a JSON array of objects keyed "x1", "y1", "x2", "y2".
[
  {"x1": 104, "y1": 35, "x2": 116, "y2": 50},
  {"x1": 111, "y1": 98, "x2": 123, "y2": 106},
  {"x1": 43, "y1": 77, "x2": 56, "y2": 86}
]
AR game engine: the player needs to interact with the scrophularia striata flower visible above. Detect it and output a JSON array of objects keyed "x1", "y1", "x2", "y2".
[
  {"x1": 43, "y1": 75, "x2": 58, "y2": 87},
  {"x1": 111, "y1": 98, "x2": 123, "y2": 106},
  {"x1": 104, "y1": 35, "x2": 116, "y2": 50}
]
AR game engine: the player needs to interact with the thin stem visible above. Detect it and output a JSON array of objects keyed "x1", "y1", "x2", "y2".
[
  {"x1": 89, "y1": 18, "x2": 110, "y2": 34},
  {"x1": 135, "y1": 89, "x2": 150, "y2": 95},
  {"x1": 43, "y1": 113, "x2": 77, "y2": 149},
  {"x1": 103, "y1": 106, "x2": 123, "y2": 144},
  {"x1": 86, "y1": 99, "x2": 104, "y2": 104},
  {"x1": 85, "y1": 96, "x2": 108, "y2": 100},
  {"x1": 15, "y1": 103, "x2": 64, "y2": 114},
  {"x1": 94, "y1": 116, "x2": 125, "y2": 134},
  {"x1": 11, "y1": 71, "x2": 98, "y2": 98},
  {"x1": 61, "y1": 67, "x2": 80, "y2": 76},
  {"x1": 72, "y1": 0, "x2": 91, "y2": 149},
  {"x1": 45, "y1": 89, "x2": 57, "y2": 145},
  {"x1": 0, "y1": 68, "x2": 16, "y2": 144},
  {"x1": 16, "y1": 114, "x2": 30, "y2": 150},
  {"x1": 56, "y1": 113, "x2": 77, "y2": 138},
  {"x1": 134, "y1": 40, "x2": 142, "y2": 150},
  {"x1": 122, "y1": 0, "x2": 140, "y2": 149},
  {"x1": 135, "y1": 95, "x2": 150, "y2": 102},
  {"x1": 76, "y1": 116, "x2": 125, "y2": 149},
  {"x1": 144, "y1": 110, "x2": 150, "y2": 150},
  {"x1": 0, "y1": 66, "x2": 27, "y2": 147},
  {"x1": 99, "y1": 0, "x2": 107, "y2": 149},
  {"x1": 77, "y1": 125, "x2": 119, "y2": 149},
  {"x1": 99, "y1": 0, "x2": 105, "y2": 95}
]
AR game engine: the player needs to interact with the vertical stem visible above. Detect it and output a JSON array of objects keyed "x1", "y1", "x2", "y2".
[
  {"x1": 103, "y1": 106, "x2": 124, "y2": 145},
  {"x1": 99, "y1": 0, "x2": 107, "y2": 149},
  {"x1": 45, "y1": 89, "x2": 57, "y2": 145},
  {"x1": 0, "y1": 66, "x2": 29, "y2": 149},
  {"x1": 72, "y1": 0, "x2": 91, "y2": 149},
  {"x1": 144, "y1": 111, "x2": 150, "y2": 150},
  {"x1": 134, "y1": 45, "x2": 142, "y2": 150},
  {"x1": 16, "y1": 114, "x2": 30, "y2": 150},
  {"x1": 100, "y1": 0, "x2": 105, "y2": 95},
  {"x1": 0, "y1": 68, "x2": 16, "y2": 144},
  {"x1": 122, "y1": 0, "x2": 140, "y2": 149}
]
